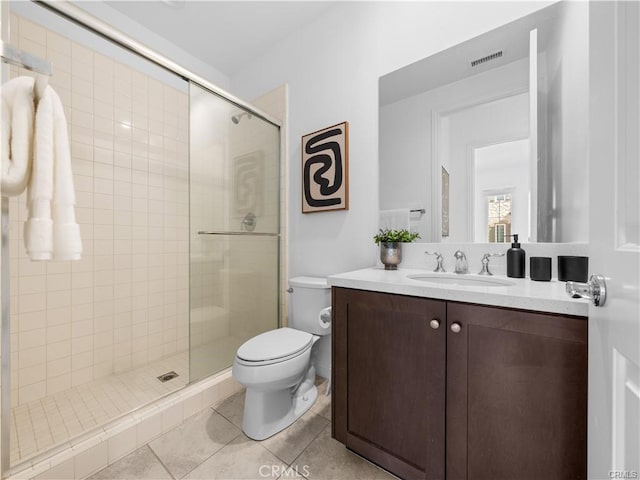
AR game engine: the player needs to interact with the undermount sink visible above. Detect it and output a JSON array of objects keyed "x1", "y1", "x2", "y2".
[{"x1": 406, "y1": 273, "x2": 516, "y2": 288}]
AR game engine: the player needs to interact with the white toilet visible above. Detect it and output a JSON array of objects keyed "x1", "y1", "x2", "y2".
[{"x1": 232, "y1": 276, "x2": 331, "y2": 440}]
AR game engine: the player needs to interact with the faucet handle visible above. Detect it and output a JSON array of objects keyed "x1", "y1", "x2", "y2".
[
  {"x1": 478, "y1": 252, "x2": 505, "y2": 276},
  {"x1": 425, "y1": 251, "x2": 445, "y2": 272}
]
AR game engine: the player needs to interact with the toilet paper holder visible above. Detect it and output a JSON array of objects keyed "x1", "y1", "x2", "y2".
[{"x1": 319, "y1": 306, "x2": 332, "y2": 329}]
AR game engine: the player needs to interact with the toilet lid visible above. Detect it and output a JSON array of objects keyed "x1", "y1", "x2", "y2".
[{"x1": 237, "y1": 327, "x2": 313, "y2": 363}]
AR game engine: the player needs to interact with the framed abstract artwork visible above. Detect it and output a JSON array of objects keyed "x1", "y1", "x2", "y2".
[{"x1": 301, "y1": 122, "x2": 349, "y2": 213}]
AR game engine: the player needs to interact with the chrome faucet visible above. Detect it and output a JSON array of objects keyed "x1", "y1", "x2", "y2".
[
  {"x1": 425, "y1": 251, "x2": 445, "y2": 272},
  {"x1": 453, "y1": 251, "x2": 468, "y2": 274},
  {"x1": 478, "y1": 252, "x2": 505, "y2": 275}
]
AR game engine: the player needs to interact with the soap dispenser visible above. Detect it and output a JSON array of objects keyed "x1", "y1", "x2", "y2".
[{"x1": 506, "y1": 234, "x2": 525, "y2": 278}]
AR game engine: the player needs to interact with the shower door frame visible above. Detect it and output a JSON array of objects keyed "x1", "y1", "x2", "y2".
[
  {"x1": 189, "y1": 80, "x2": 282, "y2": 382},
  {"x1": 0, "y1": 1, "x2": 282, "y2": 476},
  {"x1": 30, "y1": 1, "x2": 282, "y2": 128}
]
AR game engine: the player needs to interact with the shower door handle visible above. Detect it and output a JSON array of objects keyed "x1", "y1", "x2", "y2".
[{"x1": 241, "y1": 212, "x2": 257, "y2": 231}]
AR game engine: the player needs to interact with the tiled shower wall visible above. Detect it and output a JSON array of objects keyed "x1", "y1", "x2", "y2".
[{"x1": 8, "y1": 14, "x2": 190, "y2": 407}]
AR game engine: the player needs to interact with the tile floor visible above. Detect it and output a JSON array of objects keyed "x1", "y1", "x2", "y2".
[
  {"x1": 86, "y1": 380, "x2": 396, "y2": 480},
  {"x1": 11, "y1": 352, "x2": 189, "y2": 465}
]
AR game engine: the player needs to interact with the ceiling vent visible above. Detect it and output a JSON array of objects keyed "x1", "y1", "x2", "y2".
[{"x1": 471, "y1": 51, "x2": 503, "y2": 67}]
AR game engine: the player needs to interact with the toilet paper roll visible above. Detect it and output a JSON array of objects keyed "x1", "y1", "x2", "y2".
[{"x1": 318, "y1": 306, "x2": 332, "y2": 329}]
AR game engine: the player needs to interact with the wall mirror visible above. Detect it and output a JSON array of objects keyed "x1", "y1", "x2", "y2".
[{"x1": 379, "y1": 1, "x2": 589, "y2": 243}]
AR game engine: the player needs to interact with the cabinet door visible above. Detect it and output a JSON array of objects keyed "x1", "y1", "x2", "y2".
[
  {"x1": 446, "y1": 302, "x2": 587, "y2": 480},
  {"x1": 332, "y1": 288, "x2": 446, "y2": 480}
]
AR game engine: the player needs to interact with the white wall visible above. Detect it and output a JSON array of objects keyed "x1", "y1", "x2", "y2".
[{"x1": 230, "y1": 2, "x2": 550, "y2": 278}]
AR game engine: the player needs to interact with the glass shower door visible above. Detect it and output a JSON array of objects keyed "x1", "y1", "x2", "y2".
[{"x1": 189, "y1": 83, "x2": 280, "y2": 381}]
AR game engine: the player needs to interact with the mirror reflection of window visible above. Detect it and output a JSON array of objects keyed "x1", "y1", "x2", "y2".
[
  {"x1": 487, "y1": 194, "x2": 512, "y2": 243},
  {"x1": 474, "y1": 140, "x2": 528, "y2": 243}
]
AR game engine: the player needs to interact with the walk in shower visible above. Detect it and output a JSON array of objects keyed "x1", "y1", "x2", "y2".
[{"x1": 1, "y1": 2, "x2": 280, "y2": 473}]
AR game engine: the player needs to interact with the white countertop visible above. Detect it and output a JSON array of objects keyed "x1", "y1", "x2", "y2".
[{"x1": 328, "y1": 267, "x2": 589, "y2": 317}]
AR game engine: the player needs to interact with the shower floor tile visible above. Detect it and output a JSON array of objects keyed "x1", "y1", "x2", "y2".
[{"x1": 10, "y1": 351, "x2": 189, "y2": 465}]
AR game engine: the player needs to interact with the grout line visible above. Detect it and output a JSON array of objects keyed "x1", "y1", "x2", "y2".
[
  {"x1": 176, "y1": 430, "x2": 244, "y2": 480},
  {"x1": 286, "y1": 422, "x2": 330, "y2": 468},
  {"x1": 210, "y1": 395, "x2": 242, "y2": 429},
  {"x1": 146, "y1": 444, "x2": 177, "y2": 480},
  {"x1": 259, "y1": 411, "x2": 329, "y2": 467}
]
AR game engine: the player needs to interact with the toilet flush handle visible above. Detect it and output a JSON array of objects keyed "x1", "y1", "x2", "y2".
[{"x1": 287, "y1": 287, "x2": 293, "y2": 293}]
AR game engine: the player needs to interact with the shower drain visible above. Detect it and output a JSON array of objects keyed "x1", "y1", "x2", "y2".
[{"x1": 157, "y1": 371, "x2": 179, "y2": 383}]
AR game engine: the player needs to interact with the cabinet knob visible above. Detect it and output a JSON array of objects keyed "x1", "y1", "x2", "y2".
[
  {"x1": 429, "y1": 319, "x2": 440, "y2": 329},
  {"x1": 450, "y1": 322, "x2": 462, "y2": 333}
]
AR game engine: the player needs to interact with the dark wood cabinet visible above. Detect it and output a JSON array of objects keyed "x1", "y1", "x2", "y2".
[
  {"x1": 332, "y1": 287, "x2": 587, "y2": 480},
  {"x1": 332, "y1": 287, "x2": 446, "y2": 479},
  {"x1": 446, "y1": 302, "x2": 588, "y2": 480}
]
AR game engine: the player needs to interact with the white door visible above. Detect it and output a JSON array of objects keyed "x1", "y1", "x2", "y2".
[{"x1": 589, "y1": 2, "x2": 640, "y2": 479}]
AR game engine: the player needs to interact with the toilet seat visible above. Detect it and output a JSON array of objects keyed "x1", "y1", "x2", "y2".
[{"x1": 236, "y1": 327, "x2": 313, "y2": 366}]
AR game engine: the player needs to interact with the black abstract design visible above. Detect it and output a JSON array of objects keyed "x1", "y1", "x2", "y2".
[{"x1": 302, "y1": 124, "x2": 347, "y2": 211}]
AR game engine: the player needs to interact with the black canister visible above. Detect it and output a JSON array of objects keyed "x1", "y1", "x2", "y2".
[
  {"x1": 558, "y1": 256, "x2": 589, "y2": 282},
  {"x1": 530, "y1": 257, "x2": 552, "y2": 281},
  {"x1": 506, "y1": 234, "x2": 526, "y2": 278}
]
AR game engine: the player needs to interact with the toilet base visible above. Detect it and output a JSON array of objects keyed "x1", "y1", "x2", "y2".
[{"x1": 242, "y1": 369, "x2": 318, "y2": 440}]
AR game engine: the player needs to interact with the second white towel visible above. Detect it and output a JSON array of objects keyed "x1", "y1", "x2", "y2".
[{"x1": 24, "y1": 83, "x2": 82, "y2": 261}]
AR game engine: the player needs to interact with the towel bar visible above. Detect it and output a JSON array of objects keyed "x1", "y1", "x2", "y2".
[
  {"x1": 197, "y1": 231, "x2": 279, "y2": 237},
  {"x1": 0, "y1": 41, "x2": 52, "y2": 76}
]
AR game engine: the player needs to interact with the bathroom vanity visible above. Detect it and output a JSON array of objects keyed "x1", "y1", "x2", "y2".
[{"x1": 329, "y1": 268, "x2": 588, "y2": 480}]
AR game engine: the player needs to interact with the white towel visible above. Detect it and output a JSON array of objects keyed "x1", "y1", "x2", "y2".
[
  {"x1": 24, "y1": 83, "x2": 82, "y2": 261},
  {"x1": 1, "y1": 76, "x2": 35, "y2": 196},
  {"x1": 379, "y1": 209, "x2": 410, "y2": 231},
  {"x1": 409, "y1": 209, "x2": 423, "y2": 235}
]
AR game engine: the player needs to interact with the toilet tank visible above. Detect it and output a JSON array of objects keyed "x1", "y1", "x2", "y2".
[{"x1": 288, "y1": 276, "x2": 331, "y2": 336}]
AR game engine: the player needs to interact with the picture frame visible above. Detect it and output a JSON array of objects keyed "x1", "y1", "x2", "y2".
[
  {"x1": 442, "y1": 166, "x2": 450, "y2": 237},
  {"x1": 301, "y1": 121, "x2": 349, "y2": 213}
]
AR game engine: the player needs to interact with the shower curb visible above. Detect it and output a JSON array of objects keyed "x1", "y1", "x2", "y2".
[{"x1": 6, "y1": 369, "x2": 242, "y2": 480}]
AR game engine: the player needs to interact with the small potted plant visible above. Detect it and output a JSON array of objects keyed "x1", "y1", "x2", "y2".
[{"x1": 373, "y1": 228, "x2": 421, "y2": 270}]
